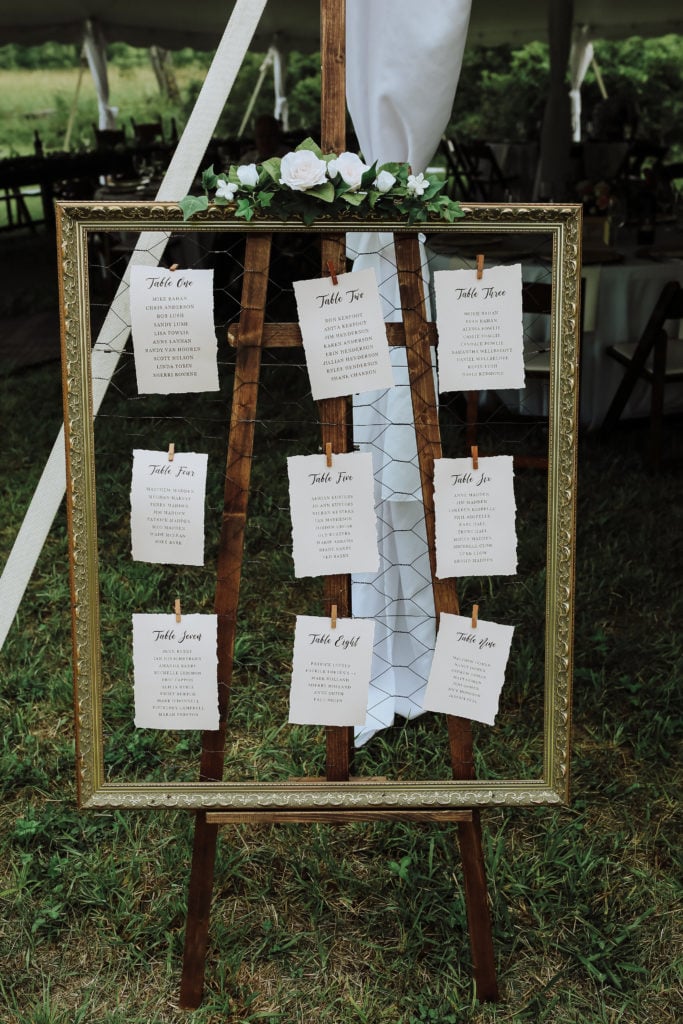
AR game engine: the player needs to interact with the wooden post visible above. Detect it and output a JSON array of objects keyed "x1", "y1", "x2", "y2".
[
  {"x1": 319, "y1": 0, "x2": 353, "y2": 781},
  {"x1": 179, "y1": 235, "x2": 273, "y2": 1009},
  {"x1": 394, "y1": 233, "x2": 499, "y2": 1002}
]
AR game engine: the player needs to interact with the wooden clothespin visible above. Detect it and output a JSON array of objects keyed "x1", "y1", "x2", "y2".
[
  {"x1": 327, "y1": 260, "x2": 338, "y2": 286},
  {"x1": 174, "y1": 598, "x2": 182, "y2": 623},
  {"x1": 471, "y1": 445, "x2": 479, "y2": 470},
  {"x1": 169, "y1": 263, "x2": 179, "y2": 272},
  {"x1": 476, "y1": 253, "x2": 485, "y2": 280},
  {"x1": 326, "y1": 442, "x2": 333, "y2": 467},
  {"x1": 471, "y1": 604, "x2": 479, "y2": 629},
  {"x1": 330, "y1": 604, "x2": 337, "y2": 629},
  {"x1": 168, "y1": 442, "x2": 175, "y2": 461}
]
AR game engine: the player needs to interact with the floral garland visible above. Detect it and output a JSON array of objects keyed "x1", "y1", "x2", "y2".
[{"x1": 179, "y1": 137, "x2": 464, "y2": 225}]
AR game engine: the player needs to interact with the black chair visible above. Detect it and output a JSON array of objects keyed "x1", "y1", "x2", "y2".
[
  {"x1": 443, "y1": 137, "x2": 519, "y2": 202},
  {"x1": 601, "y1": 280, "x2": 683, "y2": 468},
  {"x1": 130, "y1": 118, "x2": 164, "y2": 144},
  {"x1": 93, "y1": 126, "x2": 126, "y2": 150},
  {"x1": 465, "y1": 279, "x2": 584, "y2": 470}
]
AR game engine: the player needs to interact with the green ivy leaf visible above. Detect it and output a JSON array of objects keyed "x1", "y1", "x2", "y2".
[
  {"x1": 295, "y1": 137, "x2": 324, "y2": 159},
  {"x1": 178, "y1": 195, "x2": 209, "y2": 221},
  {"x1": 260, "y1": 157, "x2": 282, "y2": 182},
  {"x1": 303, "y1": 182, "x2": 335, "y2": 203},
  {"x1": 257, "y1": 191, "x2": 274, "y2": 208},
  {"x1": 341, "y1": 191, "x2": 365, "y2": 207},
  {"x1": 201, "y1": 165, "x2": 218, "y2": 191},
  {"x1": 377, "y1": 161, "x2": 402, "y2": 176},
  {"x1": 360, "y1": 161, "x2": 378, "y2": 189},
  {"x1": 235, "y1": 198, "x2": 254, "y2": 221}
]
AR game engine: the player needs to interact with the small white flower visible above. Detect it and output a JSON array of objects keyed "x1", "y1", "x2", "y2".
[
  {"x1": 215, "y1": 178, "x2": 238, "y2": 200},
  {"x1": 236, "y1": 163, "x2": 259, "y2": 187},
  {"x1": 374, "y1": 169, "x2": 396, "y2": 193},
  {"x1": 328, "y1": 151, "x2": 369, "y2": 192},
  {"x1": 279, "y1": 150, "x2": 328, "y2": 191},
  {"x1": 406, "y1": 173, "x2": 430, "y2": 197}
]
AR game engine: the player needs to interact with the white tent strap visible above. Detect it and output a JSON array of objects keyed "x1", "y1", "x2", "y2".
[{"x1": 0, "y1": 0, "x2": 269, "y2": 651}]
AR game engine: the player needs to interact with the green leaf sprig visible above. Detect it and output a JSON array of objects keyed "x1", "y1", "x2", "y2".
[{"x1": 179, "y1": 137, "x2": 464, "y2": 226}]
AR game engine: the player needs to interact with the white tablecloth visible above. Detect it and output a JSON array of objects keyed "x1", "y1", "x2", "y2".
[{"x1": 427, "y1": 245, "x2": 683, "y2": 431}]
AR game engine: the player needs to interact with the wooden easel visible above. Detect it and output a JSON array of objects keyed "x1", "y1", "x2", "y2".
[{"x1": 179, "y1": 0, "x2": 498, "y2": 1006}]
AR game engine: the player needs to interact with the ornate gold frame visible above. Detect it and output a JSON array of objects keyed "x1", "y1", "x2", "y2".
[{"x1": 57, "y1": 201, "x2": 580, "y2": 810}]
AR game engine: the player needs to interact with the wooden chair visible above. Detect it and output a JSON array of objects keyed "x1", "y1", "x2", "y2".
[
  {"x1": 600, "y1": 280, "x2": 683, "y2": 468},
  {"x1": 130, "y1": 118, "x2": 164, "y2": 144},
  {"x1": 93, "y1": 126, "x2": 126, "y2": 149}
]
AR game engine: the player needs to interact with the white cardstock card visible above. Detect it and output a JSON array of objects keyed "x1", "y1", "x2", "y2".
[
  {"x1": 434, "y1": 264, "x2": 524, "y2": 392},
  {"x1": 293, "y1": 267, "x2": 394, "y2": 399},
  {"x1": 422, "y1": 612, "x2": 514, "y2": 725},
  {"x1": 288, "y1": 615, "x2": 375, "y2": 726},
  {"x1": 287, "y1": 452, "x2": 379, "y2": 576},
  {"x1": 434, "y1": 455, "x2": 518, "y2": 577},
  {"x1": 132, "y1": 613, "x2": 219, "y2": 730},
  {"x1": 130, "y1": 265, "x2": 219, "y2": 393},
  {"x1": 130, "y1": 449, "x2": 208, "y2": 566}
]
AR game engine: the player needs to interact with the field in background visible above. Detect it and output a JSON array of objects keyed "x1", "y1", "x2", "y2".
[{"x1": 0, "y1": 65, "x2": 202, "y2": 158}]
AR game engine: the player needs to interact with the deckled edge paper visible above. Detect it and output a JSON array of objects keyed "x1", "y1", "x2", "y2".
[
  {"x1": 434, "y1": 264, "x2": 524, "y2": 392},
  {"x1": 130, "y1": 265, "x2": 219, "y2": 393},
  {"x1": 293, "y1": 266, "x2": 394, "y2": 400},
  {"x1": 434, "y1": 455, "x2": 518, "y2": 577},
  {"x1": 132, "y1": 612, "x2": 219, "y2": 729},
  {"x1": 287, "y1": 451, "x2": 379, "y2": 576},
  {"x1": 288, "y1": 615, "x2": 375, "y2": 726},
  {"x1": 422, "y1": 611, "x2": 514, "y2": 725},
  {"x1": 130, "y1": 449, "x2": 207, "y2": 566}
]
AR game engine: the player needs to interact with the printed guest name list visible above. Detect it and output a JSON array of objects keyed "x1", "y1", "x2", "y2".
[
  {"x1": 434, "y1": 455, "x2": 518, "y2": 577},
  {"x1": 130, "y1": 266, "x2": 219, "y2": 393},
  {"x1": 434, "y1": 263, "x2": 524, "y2": 392},
  {"x1": 293, "y1": 267, "x2": 394, "y2": 400}
]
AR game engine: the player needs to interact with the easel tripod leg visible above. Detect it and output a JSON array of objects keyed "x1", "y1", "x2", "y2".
[
  {"x1": 179, "y1": 813, "x2": 220, "y2": 1008},
  {"x1": 458, "y1": 812, "x2": 499, "y2": 1002}
]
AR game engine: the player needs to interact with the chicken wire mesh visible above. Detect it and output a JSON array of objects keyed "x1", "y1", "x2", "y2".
[{"x1": 85, "y1": 224, "x2": 551, "y2": 788}]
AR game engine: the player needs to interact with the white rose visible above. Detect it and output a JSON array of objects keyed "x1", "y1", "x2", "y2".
[
  {"x1": 406, "y1": 173, "x2": 429, "y2": 197},
  {"x1": 328, "y1": 151, "x2": 369, "y2": 192},
  {"x1": 236, "y1": 163, "x2": 259, "y2": 187},
  {"x1": 279, "y1": 150, "x2": 328, "y2": 191},
  {"x1": 215, "y1": 179, "x2": 238, "y2": 200},
  {"x1": 374, "y1": 170, "x2": 396, "y2": 193}
]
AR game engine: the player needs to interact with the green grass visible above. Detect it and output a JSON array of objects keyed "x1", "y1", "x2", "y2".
[{"x1": 0, "y1": 231, "x2": 682, "y2": 1021}]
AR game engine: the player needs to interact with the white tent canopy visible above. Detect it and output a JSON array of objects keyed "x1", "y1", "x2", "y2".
[{"x1": 1, "y1": 0, "x2": 682, "y2": 50}]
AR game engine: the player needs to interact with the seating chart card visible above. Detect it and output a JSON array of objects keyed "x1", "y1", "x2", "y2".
[
  {"x1": 132, "y1": 613, "x2": 219, "y2": 730},
  {"x1": 130, "y1": 449, "x2": 208, "y2": 566},
  {"x1": 288, "y1": 615, "x2": 375, "y2": 726},
  {"x1": 293, "y1": 267, "x2": 394, "y2": 399},
  {"x1": 287, "y1": 452, "x2": 379, "y2": 576},
  {"x1": 422, "y1": 612, "x2": 514, "y2": 725},
  {"x1": 130, "y1": 266, "x2": 219, "y2": 394},
  {"x1": 434, "y1": 455, "x2": 518, "y2": 577},
  {"x1": 434, "y1": 263, "x2": 524, "y2": 392}
]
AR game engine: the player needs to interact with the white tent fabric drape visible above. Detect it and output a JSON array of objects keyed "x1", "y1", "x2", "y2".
[
  {"x1": 346, "y1": 0, "x2": 472, "y2": 745},
  {"x1": 569, "y1": 23, "x2": 594, "y2": 142},
  {"x1": 83, "y1": 18, "x2": 118, "y2": 130},
  {"x1": 272, "y1": 44, "x2": 289, "y2": 131}
]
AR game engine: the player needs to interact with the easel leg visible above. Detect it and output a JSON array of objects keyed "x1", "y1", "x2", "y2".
[
  {"x1": 179, "y1": 813, "x2": 220, "y2": 1008},
  {"x1": 458, "y1": 813, "x2": 499, "y2": 1002},
  {"x1": 394, "y1": 234, "x2": 499, "y2": 1003}
]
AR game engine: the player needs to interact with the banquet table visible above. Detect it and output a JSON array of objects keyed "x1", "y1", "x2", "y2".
[{"x1": 426, "y1": 231, "x2": 683, "y2": 431}]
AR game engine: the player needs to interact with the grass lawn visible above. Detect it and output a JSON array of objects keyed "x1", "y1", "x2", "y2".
[{"x1": 0, "y1": 226, "x2": 681, "y2": 1023}]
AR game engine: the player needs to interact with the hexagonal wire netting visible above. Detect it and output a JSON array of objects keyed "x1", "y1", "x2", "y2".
[{"x1": 87, "y1": 224, "x2": 552, "y2": 785}]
